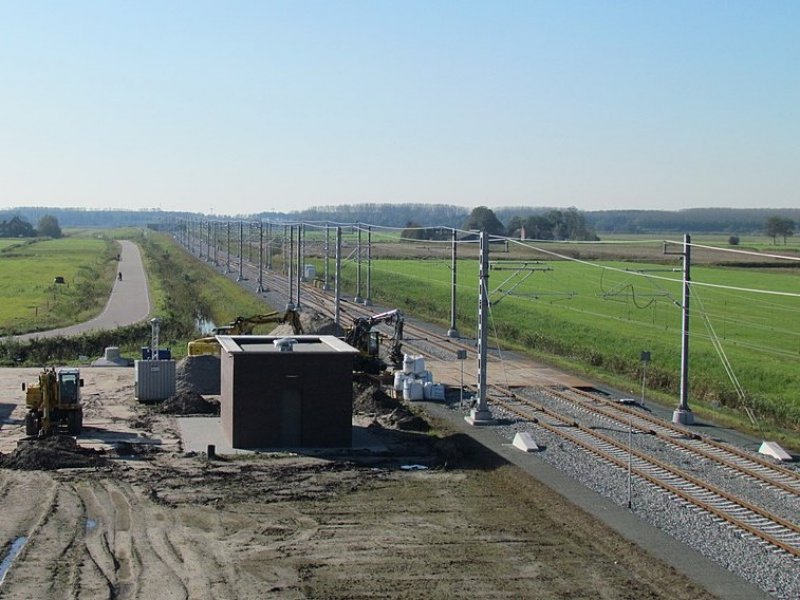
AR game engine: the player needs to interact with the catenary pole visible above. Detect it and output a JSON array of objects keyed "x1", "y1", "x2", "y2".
[
  {"x1": 673, "y1": 233, "x2": 694, "y2": 425},
  {"x1": 448, "y1": 228, "x2": 460, "y2": 337},
  {"x1": 335, "y1": 226, "x2": 342, "y2": 327},
  {"x1": 466, "y1": 231, "x2": 495, "y2": 425}
]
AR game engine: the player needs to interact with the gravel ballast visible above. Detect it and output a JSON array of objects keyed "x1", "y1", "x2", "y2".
[{"x1": 485, "y1": 388, "x2": 800, "y2": 600}]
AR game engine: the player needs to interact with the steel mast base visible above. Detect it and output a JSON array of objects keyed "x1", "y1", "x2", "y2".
[
  {"x1": 672, "y1": 408, "x2": 694, "y2": 425},
  {"x1": 465, "y1": 407, "x2": 496, "y2": 426}
]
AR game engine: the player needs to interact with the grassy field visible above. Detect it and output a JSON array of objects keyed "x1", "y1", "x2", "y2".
[
  {"x1": 0, "y1": 236, "x2": 119, "y2": 335},
  {"x1": 0, "y1": 231, "x2": 279, "y2": 365},
  {"x1": 327, "y1": 252, "x2": 800, "y2": 437}
]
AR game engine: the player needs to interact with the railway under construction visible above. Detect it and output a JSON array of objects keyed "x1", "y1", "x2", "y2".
[{"x1": 172, "y1": 218, "x2": 800, "y2": 588}]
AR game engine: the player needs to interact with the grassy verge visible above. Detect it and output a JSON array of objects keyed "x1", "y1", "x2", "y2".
[
  {"x1": 136, "y1": 231, "x2": 269, "y2": 349},
  {"x1": 0, "y1": 231, "x2": 270, "y2": 365},
  {"x1": 0, "y1": 235, "x2": 119, "y2": 335}
]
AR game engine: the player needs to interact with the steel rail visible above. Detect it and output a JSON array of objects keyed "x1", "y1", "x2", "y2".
[
  {"x1": 491, "y1": 391, "x2": 800, "y2": 559},
  {"x1": 564, "y1": 385, "x2": 800, "y2": 486},
  {"x1": 543, "y1": 387, "x2": 800, "y2": 497}
]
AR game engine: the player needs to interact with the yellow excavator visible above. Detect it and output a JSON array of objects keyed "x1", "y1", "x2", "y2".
[
  {"x1": 187, "y1": 309, "x2": 303, "y2": 356},
  {"x1": 23, "y1": 367, "x2": 84, "y2": 437}
]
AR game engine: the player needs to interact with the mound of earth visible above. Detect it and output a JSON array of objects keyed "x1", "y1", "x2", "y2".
[
  {"x1": 271, "y1": 310, "x2": 343, "y2": 337},
  {"x1": 353, "y1": 381, "x2": 397, "y2": 414},
  {"x1": 382, "y1": 409, "x2": 429, "y2": 432},
  {"x1": 0, "y1": 435, "x2": 107, "y2": 470},
  {"x1": 176, "y1": 354, "x2": 220, "y2": 395},
  {"x1": 353, "y1": 382, "x2": 430, "y2": 432},
  {"x1": 298, "y1": 311, "x2": 343, "y2": 336},
  {"x1": 160, "y1": 390, "x2": 219, "y2": 415}
]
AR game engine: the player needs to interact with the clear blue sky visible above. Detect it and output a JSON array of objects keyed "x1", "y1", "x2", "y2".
[{"x1": 1, "y1": 1, "x2": 797, "y2": 215}]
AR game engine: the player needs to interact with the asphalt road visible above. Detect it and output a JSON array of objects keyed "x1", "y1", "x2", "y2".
[{"x1": 13, "y1": 239, "x2": 151, "y2": 341}]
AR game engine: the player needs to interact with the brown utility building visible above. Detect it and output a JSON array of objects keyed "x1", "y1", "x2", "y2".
[{"x1": 218, "y1": 335, "x2": 357, "y2": 449}]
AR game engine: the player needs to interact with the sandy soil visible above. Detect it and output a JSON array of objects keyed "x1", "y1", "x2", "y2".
[{"x1": 0, "y1": 367, "x2": 716, "y2": 599}]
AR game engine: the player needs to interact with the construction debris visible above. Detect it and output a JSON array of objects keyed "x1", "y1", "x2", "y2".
[
  {"x1": 0, "y1": 435, "x2": 107, "y2": 470},
  {"x1": 175, "y1": 354, "x2": 220, "y2": 395},
  {"x1": 271, "y1": 311, "x2": 343, "y2": 337},
  {"x1": 353, "y1": 381, "x2": 430, "y2": 432},
  {"x1": 160, "y1": 390, "x2": 219, "y2": 415}
]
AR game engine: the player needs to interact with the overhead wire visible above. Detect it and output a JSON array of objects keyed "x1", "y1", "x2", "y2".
[
  {"x1": 181, "y1": 215, "x2": 800, "y2": 367},
  {"x1": 507, "y1": 237, "x2": 800, "y2": 299}
]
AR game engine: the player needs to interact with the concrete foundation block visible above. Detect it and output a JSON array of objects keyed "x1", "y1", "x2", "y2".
[
  {"x1": 512, "y1": 432, "x2": 540, "y2": 452},
  {"x1": 759, "y1": 441, "x2": 792, "y2": 462}
]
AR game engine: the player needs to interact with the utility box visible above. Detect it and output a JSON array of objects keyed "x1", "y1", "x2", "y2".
[
  {"x1": 218, "y1": 335, "x2": 357, "y2": 449},
  {"x1": 134, "y1": 359, "x2": 176, "y2": 402}
]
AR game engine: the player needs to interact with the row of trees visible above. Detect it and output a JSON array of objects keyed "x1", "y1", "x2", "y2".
[
  {"x1": 580, "y1": 208, "x2": 800, "y2": 234},
  {"x1": 396, "y1": 206, "x2": 795, "y2": 243},
  {"x1": 401, "y1": 206, "x2": 599, "y2": 241},
  {"x1": 463, "y1": 206, "x2": 599, "y2": 240},
  {"x1": 0, "y1": 215, "x2": 62, "y2": 238}
]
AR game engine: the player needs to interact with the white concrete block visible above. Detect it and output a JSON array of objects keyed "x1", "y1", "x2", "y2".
[
  {"x1": 759, "y1": 441, "x2": 792, "y2": 462},
  {"x1": 512, "y1": 432, "x2": 540, "y2": 452}
]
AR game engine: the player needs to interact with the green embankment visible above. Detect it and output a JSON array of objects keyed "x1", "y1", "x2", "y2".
[
  {"x1": 137, "y1": 231, "x2": 269, "y2": 343},
  {"x1": 323, "y1": 255, "x2": 800, "y2": 442}
]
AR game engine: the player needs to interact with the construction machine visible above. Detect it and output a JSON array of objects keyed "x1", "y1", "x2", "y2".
[
  {"x1": 344, "y1": 309, "x2": 404, "y2": 374},
  {"x1": 23, "y1": 367, "x2": 84, "y2": 437},
  {"x1": 187, "y1": 309, "x2": 303, "y2": 356}
]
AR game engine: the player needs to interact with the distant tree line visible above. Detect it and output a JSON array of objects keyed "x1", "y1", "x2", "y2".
[
  {"x1": 506, "y1": 208, "x2": 598, "y2": 241},
  {"x1": 267, "y1": 203, "x2": 470, "y2": 229},
  {"x1": 2, "y1": 204, "x2": 798, "y2": 237},
  {"x1": 577, "y1": 207, "x2": 800, "y2": 234},
  {"x1": 399, "y1": 206, "x2": 598, "y2": 241},
  {"x1": 0, "y1": 207, "x2": 179, "y2": 229},
  {"x1": 0, "y1": 214, "x2": 62, "y2": 238}
]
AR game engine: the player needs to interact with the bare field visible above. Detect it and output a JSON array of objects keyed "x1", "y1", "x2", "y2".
[
  {"x1": 326, "y1": 238, "x2": 794, "y2": 265},
  {"x1": 0, "y1": 368, "x2": 715, "y2": 599}
]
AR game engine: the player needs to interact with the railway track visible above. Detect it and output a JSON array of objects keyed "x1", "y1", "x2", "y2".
[
  {"x1": 489, "y1": 388, "x2": 800, "y2": 560},
  {"x1": 189, "y1": 237, "x2": 800, "y2": 561},
  {"x1": 544, "y1": 386, "x2": 800, "y2": 497}
]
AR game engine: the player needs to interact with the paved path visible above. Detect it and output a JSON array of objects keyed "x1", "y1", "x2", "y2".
[{"x1": 14, "y1": 240, "x2": 151, "y2": 341}]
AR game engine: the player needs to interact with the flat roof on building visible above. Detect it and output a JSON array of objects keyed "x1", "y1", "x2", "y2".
[{"x1": 217, "y1": 334, "x2": 358, "y2": 354}]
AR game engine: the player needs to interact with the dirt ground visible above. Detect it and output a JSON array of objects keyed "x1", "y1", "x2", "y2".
[{"x1": 0, "y1": 367, "x2": 716, "y2": 599}]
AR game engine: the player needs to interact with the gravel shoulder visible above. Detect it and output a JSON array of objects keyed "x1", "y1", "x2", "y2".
[{"x1": 0, "y1": 367, "x2": 722, "y2": 599}]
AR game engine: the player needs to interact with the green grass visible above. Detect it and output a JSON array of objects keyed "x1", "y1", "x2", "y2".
[
  {"x1": 0, "y1": 236, "x2": 119, "y2": 334},
  {"x1": 321, "y1": 255, "x2": 800, "y2": 437},
  {"x1": 0, "y1": 239, "x2": 23, "y2": 250},
  {"x1": 0, "y1": 231, "x2": 282, "y2": 365},
  {"x1": 137, "y1": 232, "x2": 273, "y2": 356}
]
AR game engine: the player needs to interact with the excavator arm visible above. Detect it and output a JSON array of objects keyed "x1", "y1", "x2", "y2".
[{"x1": 188, "y1": 309, "x2": 302, "y2": 356}]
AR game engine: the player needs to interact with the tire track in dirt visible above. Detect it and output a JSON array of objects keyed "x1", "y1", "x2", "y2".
[
  {"x1": 78, "y1": 477, "x2": 246, "y2": 600},
  {"x1": 0, "y1": 471, "x2": 58, "y2": 544},
  {"x1": 76, "y1": 481, "x2": 119, "y2": 597},
  {"x1": 0, "y1": 474, "x2": 85, "y2": 599},
  {"x1": 0, "y1": 472, "x2": 60, "y2": 596},
  {"x1": 106, "y1": 485, "x2": 136, "y2": 597}
]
